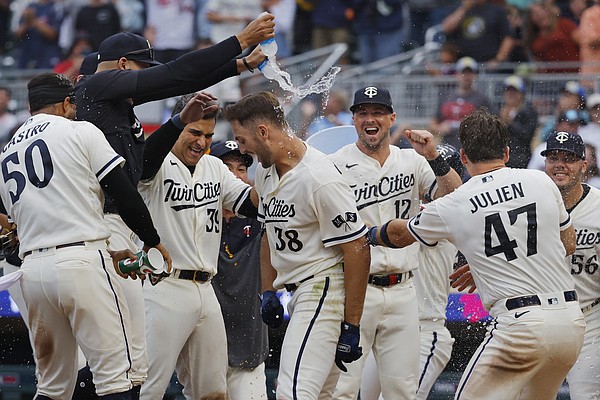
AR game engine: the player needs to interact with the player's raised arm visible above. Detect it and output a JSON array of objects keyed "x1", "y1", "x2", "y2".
[
  {"x1": 406, "y1": 129, "x2": 462, "y2": 198},
  {"x1": 366, "y1": 219, "x2": 417, "y2": 249}
]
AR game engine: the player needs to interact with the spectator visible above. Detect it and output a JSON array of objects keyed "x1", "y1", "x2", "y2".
[
  {"x1": 425, "y1": 41, "x2": 460, "y2": 76},
  {"x1": 145, "y1": 0, "x2": 198, "y2": 63},
  {"x1": 14, "y1": 0, "x2": 64, "y2": 69},
  {"x1": 577, "y1": 92, "x2": 600, "y2": 153},
  {"x1": 311, "y1": 0, "x2": 353, "y2": 62},
  {"x1": 524, "y1": 0, "x2": 580, "y2": 72},
  {"x1": 406, "y1": 0, "x2": 459, "y2": 49},
  {"x1": 75, "y1": 0, "x2": 121, "y2": 51},
  {"x1": 0, "y1": 87, "x2": 17, "y2": 146},
  {"x1": 353, "y1": 0, "x2": 405, "y2": 64},
  {"x1": 528, "y1": 108, "x2": 587, "y2": 170},
  {"x1": 539, "y1": 80, "x2": 587, "y2": 141},
  {"x1": 261, "y1": 0, "x2": 296, "y2": 58},
  {"x1": 52, "y1": 34, "x2": 94, "y2": 81},
  {"x1": 577, "y1": 0, "x2": 600, "y2": 86},
  {"x1": 583, "y1": 142, "x2": 600, "y2": 188},
  {"x1": 441, "y1": 0, "x2": 514, "y2": 64},
  {"x1": 497, "y1": 75, "x2": 539, "y2": 168},
  {"x1": 113, "y1": 0, "x2": 145, "y2": 35},
  {"x1": 298, "y1": 89, "x2": 353, "y2": 139},
  {"x1": 429, "y1": 56, "x2": 492, "y2": 150}
]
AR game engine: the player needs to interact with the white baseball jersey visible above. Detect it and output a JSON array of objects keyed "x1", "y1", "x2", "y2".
[
  {"x1": 0, "y1": 114, "x2": 124, "y2": 257},
  {"x1": 254, "y1": 145, "x2": 366, "y2": 288},
  {"x1": 416, "y1": 239, "x2": 456, "y2": 321},
  {"x1": 407, "y1": 167, "x2": 575, "y2": 310},
  {"x1": 330, "y1": 144, "x2": 436, "y2": 275},
  {"x1": 138, "y1": 153, "x2": 250, "y2": 275},
  {"x1": 566, "y1": 184, "x2": 600, "y2": 310}
]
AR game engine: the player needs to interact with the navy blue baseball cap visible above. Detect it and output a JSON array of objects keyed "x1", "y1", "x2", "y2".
[
  {"x1": 350, "y1": 86, "x2": 393, "y2": 113},
  {"x1": 79, "y1": 52, "x2": 98, "y2": 75},
  {"x1": 541, "y1": 131, "x2": 586, "y2": 160},
  {"x1": 210, "y1": 141, "x2": 253, "y2": 167},
  {"x1": 98, "y1": 32, "x2": 161, "y2": 66}
]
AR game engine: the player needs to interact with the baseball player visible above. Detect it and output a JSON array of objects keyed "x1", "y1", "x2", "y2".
[
  {"x1": 542, "y1": 131, "x2": 600, "y2": 400},
  {"x1": 74, "y1": 15, "x2": 274, "y2": 392},
  {"x1": 210, "y1": 140, "x2": 269, "y2": 400},
  {"x1": 359, "y1": 144, "x2": 465, "y2": 400},
  {"x1": 0, "y1": 72, "x2": 170, "y2": 400},
  {"x1": 329, "y1": 86, "x2": 462, "y2": 400},
  {"x1": 224, "y1": 92, "x2": 371, "y2": 400},
  {"x1": 138, "y1": 93, "x2": 259, "y2": 400},
  {"x1": 367, "y1": 109, "x2": 586, "y2": 399}
]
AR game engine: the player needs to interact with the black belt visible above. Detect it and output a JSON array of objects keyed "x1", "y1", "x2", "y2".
[
  {"x1": 284, "y1": 275, "x2": 315, "y2": 292},
  {"x1": 582, "y1": 298, "x2": 600, "y2": 313},
  {"x1": 23, "y1": 241, "x2": 86, "y2": 258},
  {"x1": 505, "y1": 290, "x2": 578, "y2": 310},
  {"x1": 368, "y1": 271, "x2": 413, "y2": 288},
  {"x1": 175, "y1": 270, "x2": 211, "y2": 282}
]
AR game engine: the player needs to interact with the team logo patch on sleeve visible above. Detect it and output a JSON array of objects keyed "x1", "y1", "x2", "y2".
[
  {"x1": 345, "y1": 212, "x2": 357, "y2": 222},
  {"x1": 332, "y1": 215, "x2": 346, "y2": 228}
]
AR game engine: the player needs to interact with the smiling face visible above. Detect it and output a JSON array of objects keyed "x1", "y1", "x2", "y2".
[
  {"x1": 352, "y1": 104, "x2": 395, "y2": 153},
  {"x1": 231, "y1": 120, "x2": 273, "y2": 168},
  {"x1": 171, "y1": 118, "x2": 215, "y2": 166},
  {"x1": 544, "y1": 150, "x2": 587, "y2": 193}
]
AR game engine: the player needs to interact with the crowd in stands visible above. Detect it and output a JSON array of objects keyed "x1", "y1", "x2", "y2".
[{"x1": 1, "y1": 0, "x2": 600, "y2": 186}]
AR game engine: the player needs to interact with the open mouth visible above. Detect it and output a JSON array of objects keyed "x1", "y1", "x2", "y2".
[{"x1": 365, "y1": 127, "x2": 379, "y2": 136}]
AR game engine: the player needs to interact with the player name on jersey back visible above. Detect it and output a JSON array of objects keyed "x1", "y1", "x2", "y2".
[
  {"x1": 2, "y1": 120, "x2": 50, "y2": 153},
  {"x1": 468, "y1": 181, "x2": 524, "y2": 214}
]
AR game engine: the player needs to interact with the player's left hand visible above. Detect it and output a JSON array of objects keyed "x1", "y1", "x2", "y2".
[
  {"x1": 245, "y1": 45, "x2": 266, "y2": 71},
  {"x1": 179, "y1": 92, "x2": 218, "y2": 125},
  {"x1": 405, "y1": 129, "x2": 438, "y2": 160},
  {"x1": 335, "y1": 321, "x2": 362, "y2": 372}
]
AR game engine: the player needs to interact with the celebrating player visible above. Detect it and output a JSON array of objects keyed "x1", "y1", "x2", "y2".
[
  {"x1": 542, "y1": 131, "x2": 600, "y2": 400},
  {"x1": 225, "y1": 92, "x2": 371, "y2": 399},
  {"x1": 210, "y1": 140, "x2": 269, "y2": 399},
  {"x1": 367, "y1": 109, "x2": 585, "y2": 399},
  {"x1": 330, "y1": 86, "x2": 462, "y2": 399},
  {"x1": 0, "y1": 72, "x2": 170, "y2": 400},
  {"x1": 137, "y1": 92, "x2": 259, "y2": 400},
  {"x1": 73, "y1": 15, "x2": 274, "y2": 392}
]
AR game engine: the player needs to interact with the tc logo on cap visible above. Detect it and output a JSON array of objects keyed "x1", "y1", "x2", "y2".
[
  {"x1": 555, "y1": 132, "x2": 570, "y2": 143},
  {"x1": 364, "y1": 87, "x2": 378, "y2": 98},
  {"x1": 224, "y1": 140, "x2": 239, "y2": 150}
]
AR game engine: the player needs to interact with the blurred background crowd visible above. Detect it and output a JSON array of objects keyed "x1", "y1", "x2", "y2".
[{"x1": 1, "y1": 0, "x2": 600, "y2": 186}]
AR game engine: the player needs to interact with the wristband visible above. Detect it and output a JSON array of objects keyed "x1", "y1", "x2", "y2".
[
  {"x1": 366, "y1": 226, "x2": 379, "y2": 246},
  {"x1": 427, "y1": 154, "x2": 451, "y2": 176},
  {"x1": 380, "y1": 221, "x2": 400, "y2": 249},
  {"x1": 171, "y1": 113, "x2": 186, "y2": 130},
  {"x1": 242, "y1": 57, "x2": 255, "y2": 73}
]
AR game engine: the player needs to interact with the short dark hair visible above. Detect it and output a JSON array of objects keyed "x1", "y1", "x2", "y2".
[
  {"x1": 171, "y1": 93, "x2": 219, "y2": 121},
  {"x1": 459, "y1": 109, "x2": 508, "y2": 162},
  {"x1": 223, "y1": 91, "x2": 287, "y2": 130},
  {"x1": 27, "y1": 73, "x2": 74, "y2": 112}
]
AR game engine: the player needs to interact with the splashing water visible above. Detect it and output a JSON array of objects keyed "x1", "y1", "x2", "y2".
[{"x1": 267, "y1": 60, "x2": 341, "y2": 99}]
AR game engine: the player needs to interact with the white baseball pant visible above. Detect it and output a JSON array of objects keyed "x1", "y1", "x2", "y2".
[
  {"x1": 276, "y1": 273, "x2": 344, "y2": 400},
  {"x1": 456, "y1": 292, "x2": 585, "y2": 400},
  {"x1": 567, "y1": 304, "x2": 600, "y2": 400},
  {"x1": 226, "y1": 363, "x2": 268, "y2": 400},
  {"x1": 140, "y1": 276, "x2": 228, "y2": 399},
  {"x1": 334, "y1": 279, "x2": 420, "y2": 400},
  {"x1": 104, "y1": 213, "x2": 148, "y2": 386},
  {"x1": 21, "y1": 242, "x2": 135, "y2": 399}
]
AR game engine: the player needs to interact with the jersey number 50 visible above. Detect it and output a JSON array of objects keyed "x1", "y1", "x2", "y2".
[
  {"x1": 2, "y1": 140, "x2": 54, "y2": 205},
  {"x1": 484, "y1": 203, "x2": 537, "y2": 261}
]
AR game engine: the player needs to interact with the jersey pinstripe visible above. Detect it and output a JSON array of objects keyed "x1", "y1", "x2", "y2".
[
  {"x1": 408, "y1": 168, "x2": 575, "y2": 310},
  {"x1": 254, "y1": 145, "x2": 366, "y2": 288},
  {"x1": 138, "y1": 153, "x2": 250, "y2": 275},
  {"x1": 330, "y1": 144, "x2": 436, "y2": 274},
  {"x1": 0, "y1": 114, "x2": 124, "y2": 257},
  {"x1": 567, "y1": 184, "x2": 600, "y2": 310}
]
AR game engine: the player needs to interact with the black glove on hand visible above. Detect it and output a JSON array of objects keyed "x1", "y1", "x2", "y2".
[
  {"x1": 261, "y1": 290, "x2": 284, "y2": 328},
  {"x1": 335, "y1": 321, "x2": 362, "y2": 372}
]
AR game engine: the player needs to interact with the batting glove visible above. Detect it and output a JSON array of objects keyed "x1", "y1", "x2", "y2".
[
  {"x1": 335, "y1": 321, "x2": 362, "y2": 372},
  {"x1": 261, "y1": 290, "x2": 284, "y2": 328}
]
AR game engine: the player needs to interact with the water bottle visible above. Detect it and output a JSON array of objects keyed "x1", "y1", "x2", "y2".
[
  {"x1": 258, "y1": 58, "x2": 278, "y2": 80},
  {"x1": 260, "y1": 37, "x2": 278, "y2": 58}
]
